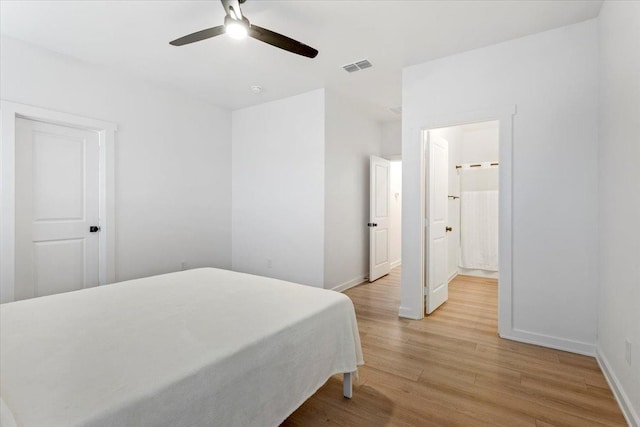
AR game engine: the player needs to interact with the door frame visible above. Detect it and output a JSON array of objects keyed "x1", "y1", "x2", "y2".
[
  {"x1": 418, "y1": 105, "x2": 515, "y2": 337},
  {"x1": 1, "y1": 100, "x2": 117, "y2": 303}
]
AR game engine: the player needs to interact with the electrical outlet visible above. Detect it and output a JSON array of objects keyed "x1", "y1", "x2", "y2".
[
  {"x1": 267, "y1": 259, "x2": 273, "y2": 269},
  {"x1": 625, "y1": 338, "x2": 632, "y2": 366},
  {"x1": 181, "y1": 261, "x2": 188, "y2": 271}
]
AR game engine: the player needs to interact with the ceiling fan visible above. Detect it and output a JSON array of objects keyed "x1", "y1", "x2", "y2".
[{"x1": 170, "y1": 0, "x2": 318, "y2": 58}]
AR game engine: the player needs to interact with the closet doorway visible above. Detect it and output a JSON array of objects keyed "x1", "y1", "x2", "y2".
[{"x1": 424, "y1": 120, "x2": 500, "y2": 315}]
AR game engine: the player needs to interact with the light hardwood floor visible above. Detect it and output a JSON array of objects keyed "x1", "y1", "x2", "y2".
[{"x1": 283, "y1": 268, "x2": 626, "y2": 426}]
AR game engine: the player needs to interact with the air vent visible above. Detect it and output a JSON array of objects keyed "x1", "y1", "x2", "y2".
[
  {"x1": 355, "y1": 60, "x2": 372, "y2": 70},
  {"x1": 342, "y1": 59, "x2": 373, "y2": 73},
  {"x1": 342, "y1": 64, "x2": 360, "y2": 73}
]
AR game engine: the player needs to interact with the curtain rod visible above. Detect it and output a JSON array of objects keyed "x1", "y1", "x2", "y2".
[{"x1": 455, "y1": 162, "x2": 499, "y2": 169}]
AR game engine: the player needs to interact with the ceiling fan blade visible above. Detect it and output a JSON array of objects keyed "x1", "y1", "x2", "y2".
[
  {"x1": 248, "y1": 25, "x2": 318, "y2": 58},
  {"x1": 170, "y1": 26, "x2": 225, "y2": 46}
]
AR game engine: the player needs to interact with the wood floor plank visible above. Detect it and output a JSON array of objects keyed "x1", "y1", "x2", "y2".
[
  {"x1": 283, "y1": 268, "x2": 626, "y2": 426},
  {"x1": 586, "y1": 371, "x2": 612, "y2": 390}
]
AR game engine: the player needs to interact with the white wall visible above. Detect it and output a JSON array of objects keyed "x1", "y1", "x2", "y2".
[
  {"x1": 597, "y1": 1, "x2": 640, "y2": 424},
  {"x1": 401, "y1": 20, "x2": 599, "y2": 353},
  {"x1": 461, "y1": 125, "x2": 499, "y2": 164},
  {"x1": 389, "y1": 161, "x2": 402, "y2": 269},
  {"x1": 381, "y1": 121, "x2": 402, "y2": 157},
  {"x1": 324, "y1": 91, "x2": 382, "y2": 289},
  {"x1": 232, "y1": 89, "x2": 325, "y2": 288},
  {"x1": 0, "y1": 36, "x2": 232, "y2": 285}
]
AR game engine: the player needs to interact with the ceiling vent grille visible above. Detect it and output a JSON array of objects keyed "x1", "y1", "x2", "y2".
[
  {"x1": 342, "y1": 64, "x2": 360, "y2": 73},
  {"x1": 342, "y1": 59, "x2": 373, "y2": 73}
]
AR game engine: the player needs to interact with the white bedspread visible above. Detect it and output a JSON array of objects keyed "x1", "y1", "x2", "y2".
[{"x1": 0, "y1": 268, "x2": 363, "y2": 427}]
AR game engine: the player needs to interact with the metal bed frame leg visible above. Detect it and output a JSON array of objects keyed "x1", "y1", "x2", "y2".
[{"x1": 343, "y1": 372, "x2": 353, "y2": 399}]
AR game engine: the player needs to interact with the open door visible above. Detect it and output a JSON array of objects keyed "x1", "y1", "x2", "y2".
[
  {"x1": 369, "y1": 156, "x2": 391, "y2": 282},
  {"x1": 425, "y1": 134, "x2": 449, "y2": 314}
]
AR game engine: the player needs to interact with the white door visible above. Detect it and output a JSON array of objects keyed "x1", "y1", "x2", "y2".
[
  {"x1": 369, "y1": 156, "x2": 391, "y2": 282},
  {"x1": 425, "y1": 134, "x2": 449, "y2": 314},
  {"x1": 14, "y1": 118, "x2": 101, "y2": 300}
]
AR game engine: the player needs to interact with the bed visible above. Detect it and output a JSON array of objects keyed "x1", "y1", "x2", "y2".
[{"x1": 0, "y1": 268, "x2": 364, "y2": 427}]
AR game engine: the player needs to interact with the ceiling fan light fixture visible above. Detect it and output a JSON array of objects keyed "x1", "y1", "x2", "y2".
[
  {"x1": 224, "y1": 16, "x2": 248, "y2": 40},
  {"x1": 170, "y1": 1, "x2": 318, "y2": 58}
]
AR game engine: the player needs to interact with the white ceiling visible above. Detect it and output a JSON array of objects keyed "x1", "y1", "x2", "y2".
[{"x1": 1, "y1": 0, "x2": 602, "y2": 122}]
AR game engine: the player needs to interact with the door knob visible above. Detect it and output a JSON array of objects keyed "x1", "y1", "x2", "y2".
[
  {"x1": 367, "y1": 223, "x2": 378, "y2": 227},
  {"x1": 446, "y1": 226, "x2": 452, "y2": 232},
  {"x1": 89, "y1": 226, "x2": 101, "y2": 233}
]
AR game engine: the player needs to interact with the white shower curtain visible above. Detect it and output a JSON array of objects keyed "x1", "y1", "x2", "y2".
[{"x1": 459, "y1": 190, "x2": 499, "y2": 271}]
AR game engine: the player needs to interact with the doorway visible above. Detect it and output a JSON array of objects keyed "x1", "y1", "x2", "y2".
[
  {"x1": 0, "y1": 101, "x2": 116, "y2": 303},
  {"x1": 424, "y1": 119, "x2": 501, "y2": 316},
  {"x1": 398, "y1": 105, "x2": 513, "y2": 335},
  {"x1": 368, "y1": 156, "x2": 402, "y2": 283}
]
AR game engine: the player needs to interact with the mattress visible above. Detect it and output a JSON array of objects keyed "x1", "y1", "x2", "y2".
[{"x1": 0, "y1": 268, "x2": 364, "y2": 427}]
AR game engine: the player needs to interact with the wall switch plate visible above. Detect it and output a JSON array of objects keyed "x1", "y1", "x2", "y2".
[
  {"x1": 181, "y1": 261, "x2": 188, "y2": 271},
  {"x1": 267, "y1": 259, "x2": 273, "y2": 269},
  {"x1": 625, "y1": 338, "x2": 632, "y2": 366}
]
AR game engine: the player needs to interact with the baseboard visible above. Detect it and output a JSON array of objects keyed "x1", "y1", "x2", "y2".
[
  {"x1": 398, "y1": 306, "x2": 422, "y2": 320},
  {"x1": 390, "y1": 260, "x2": 402, "y2": 269},
  {"x1": 448, "y1": 271, "x2": 458, "y2": 283},
  {"x1": 458, "y1": 267, "x2": 499, "y2": 279},
  {"x1": 596, "y1": 347, "x2": 639, "y2": 427},
  {"x1": 331, "y1": 275, "x2": 367, "y2": 293},
  {"x1": 500, "y1": 328, "x2": 596, "y2": 356}
]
